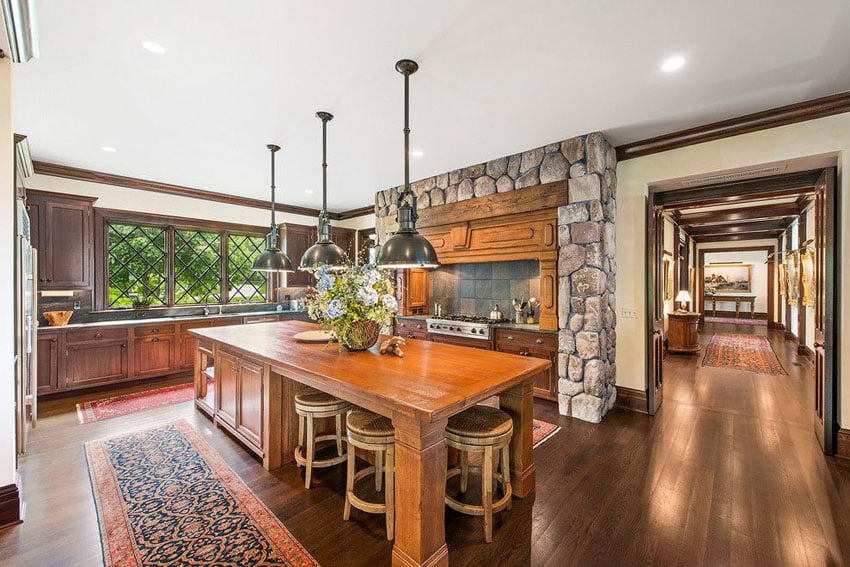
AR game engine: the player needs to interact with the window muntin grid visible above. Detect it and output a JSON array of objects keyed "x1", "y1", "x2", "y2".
[
  {"x1": 107, "y1": 223, "x2": 167, "y2": 307},
  {"x1": 227, "y1": 234, "x2": 268, "y2": 303},
  {"x1": 174, "y1": 229, "x2": 222, "y2": 304}
]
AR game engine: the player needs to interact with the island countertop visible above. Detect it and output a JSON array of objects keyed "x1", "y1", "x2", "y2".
[{"x1": 191, "y1": 319, "x2": 548, "y2": 567}]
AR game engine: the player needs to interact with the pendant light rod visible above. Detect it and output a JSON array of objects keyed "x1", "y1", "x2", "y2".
[
  {"x1": 316, "y1": 111, "x2": 333, "y2": 212},
  {"x1": 267, "y1": 143, "x2": 280, "y2": 225},
  {"x1": 396, "y1": 59, "x2": 418, "y2": 196}
]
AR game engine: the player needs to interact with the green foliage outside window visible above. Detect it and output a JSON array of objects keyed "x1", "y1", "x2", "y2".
[{"x1": 106, "y1": 221, "x2": 268, "y2": 308}]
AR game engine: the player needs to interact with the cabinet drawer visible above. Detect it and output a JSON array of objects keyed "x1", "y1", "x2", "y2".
[
  {"x1": 494, "y1": 329, "x2": 557, "y2": 351},
  {"x1": 134, "y1": 324, "x2": 175, "y2": 337},
  {"x1": 66, "y1": 327, "x2": 128, "y2": 344},
  {"x1": 396, "y1": 318, "x2": 428, "y2": 339},
  {"x1": 243, "y1": 315, "x2": 279, "y2": 324}
]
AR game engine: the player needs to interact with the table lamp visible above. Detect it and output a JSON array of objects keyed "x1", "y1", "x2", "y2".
[{"x1": 675, "y1": 290, "x2": 692, "y2": 312}]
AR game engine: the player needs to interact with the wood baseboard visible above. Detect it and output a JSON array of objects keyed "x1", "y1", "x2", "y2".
[
  {"x1": 0, "y1": 480, "x2": 22, "y2": 529},
  {"x1": 784, "y1": 331, "x2": 798, "y2": 341},
  {"x1": 702, "y1": 311, "x2": 768, "y2": 320},
  {"x1": 614, "y1": 386, "x2": 648, "y2": 414},
  {"x1": 837, "y1": 429, "x2": 850, "y2": 460},
  {"x1": 797, "y1": 344, "x2": 814, "y2": 358},
  {"x1": 768, "y1": 321, "x2": 785, "y2": 330}
]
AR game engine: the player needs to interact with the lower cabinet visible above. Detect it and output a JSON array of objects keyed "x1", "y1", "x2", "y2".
[
  {"x1": 63, "y1": 339, "x2": 129, "y2": 390},
  {"x1": 36, "y1": 332, "x2": 59, "y2": 395},
  {"x1": 494, "y1": 329, "x2": 558, "y2": 401},
  {"x1": 133, "y1": 335, "x2": 176, "y2": 377},
  {"x1": 216, "y1": 349, "x2": 265, "y2": 454}
]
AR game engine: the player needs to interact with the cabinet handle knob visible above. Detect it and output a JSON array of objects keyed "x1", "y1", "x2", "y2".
[
  {"x1": 46, "y1": 278, "x2": 52, "y2": 282},
  {"x1": 121, "y1": 343, "x2": 127, "y2": 348},
  {"x1": 151, "y1": 337, "x2": 159, "y2": 342},
  {"x1": 507, "y1": 335, "x2": 514, "y2": 341},
  {"x1": 94, "y1": 332, "x2": 103, "y2": 339},
  {"x1": 152, "y1": 328, "x2": 159, "y2": 333},
  {"x1": 535, "y1": 338, "x2": 544, "y2": 344},
  {"x1": 416, "y1": 324, "x2": 422, "y2": 329}
]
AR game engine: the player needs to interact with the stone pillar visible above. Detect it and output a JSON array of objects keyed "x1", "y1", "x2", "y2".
[{"x1": 556, "y1": 133, "x2": 617, "y2": 423}]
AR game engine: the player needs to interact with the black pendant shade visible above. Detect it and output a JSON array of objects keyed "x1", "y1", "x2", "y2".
[
  {"x1": 375, "y1": 59, "x2": 440, "y2": 270},
  {"x1": 300, "y1": 111, "x2": 347, "y2": 272},
  {"x1": 252, "y1": 144, "x2": 295, "y2": 273}
]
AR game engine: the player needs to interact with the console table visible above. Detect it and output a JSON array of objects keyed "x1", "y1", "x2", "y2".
[{"x1": 703, "y1": 294, "x2": 756, "y2": 318}]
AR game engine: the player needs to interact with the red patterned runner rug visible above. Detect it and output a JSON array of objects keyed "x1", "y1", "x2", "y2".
[
  {"x1": 85, "y1": 420, "x2": 318, "y2": 567},
  {"x1": 77, "y1": 382, "x2": 202, "y2": 424},
  {"x1": 701, "y1": 333, "x2": 787, "y2": 375},
  {"x1": 532, "y1": 419, "x2": 560, "y2": 448},
  {"x1": 704, "y1": 316, "x2": 768, "y2": 327}
]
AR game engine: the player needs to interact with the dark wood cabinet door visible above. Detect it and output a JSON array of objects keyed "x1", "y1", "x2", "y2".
[
  {"x1": 26, "y1": 199, "x2": 45, "y2": 283},
  {"x1": 333, "y1": 227, "x2": 356, "y2": 262},
  {"x1": 494, "y1": 329, "x2": 558, "y2": 400},
  {"x1": 134, "y1": 335, "x2": 175, "y2": 377},
  {"x1": 63, "y1": 340, "x2": 128, "y2": 389},
  {"x1": 178, "y1": 321, "x2": 215, "y2": 369},
  {"x1": 283, "y1": 223, "x2": 316, "y2": 287},
  {"x1": 44, "y1": 200, "x2": 92, "y2": 288},
  {"x1": 217, "y1": 350, "x2": 239, "y2": 428},
  {"x1": 237, "y1": 359, "x2": 264, "y2": 449},
  {"x1": 407, "y1": 269, "x2": 429, "y2": 312},
  {"x1": 36, "y1": 333, "x2": 59, "y2": 395}
]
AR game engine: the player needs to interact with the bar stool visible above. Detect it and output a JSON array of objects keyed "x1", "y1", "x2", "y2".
[
  {"x1": 445, "y1": 405, "x2": 513, "y2": 543},
  {"x1": 294, "y1": 387, "x2": 351, "y2": 489},
  {"x1": 343, "y1": 408, "x2": 395, "y2": 540}
]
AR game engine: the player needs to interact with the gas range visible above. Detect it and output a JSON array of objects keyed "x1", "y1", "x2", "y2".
[{"x1": 425, "y1": 314, "x2": 507, "y2": 341}]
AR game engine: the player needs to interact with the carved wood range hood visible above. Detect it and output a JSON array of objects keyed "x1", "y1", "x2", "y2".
[{"x1": 412, "y1": 183, "x2": 567, "y2": 330}]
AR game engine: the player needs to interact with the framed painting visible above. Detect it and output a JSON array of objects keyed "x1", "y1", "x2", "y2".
[
  {"x1": 786, "y1": 251, "x2": 799, "y2": 306},
  {"x1": 663, "y1": 254, "x2": 674, "y2": 301},
  {"x1": 800, "y1": 249, "x2": 815, "y2": 307},
  {"x1": 704, "y1": 263, "x2": 752, "y2": 293},
  {"x1": 778, "y1": 262, "x2": 786, "y2": 297}
]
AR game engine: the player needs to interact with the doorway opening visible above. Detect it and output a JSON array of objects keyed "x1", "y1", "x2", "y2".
[{"x1": 645, "y1": 166, "x2": 839, "y2": 454}]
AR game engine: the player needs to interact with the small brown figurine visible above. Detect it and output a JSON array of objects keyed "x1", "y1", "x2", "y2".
[{"x1": 380, "y1": 336, "x2": 406, "y2": 357}]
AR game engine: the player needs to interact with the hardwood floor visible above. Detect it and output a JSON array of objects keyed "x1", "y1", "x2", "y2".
[{"x1": 1, "y1": 325, "x2": 849, "y2": 566}]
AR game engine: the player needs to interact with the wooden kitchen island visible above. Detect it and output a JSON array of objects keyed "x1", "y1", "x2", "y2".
[{"x1": 191, "y1": 320, "x2": 549, "y2": 567}]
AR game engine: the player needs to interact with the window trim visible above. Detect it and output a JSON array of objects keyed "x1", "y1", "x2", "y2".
[{"x1": 94, "y1": 208, "x2": 276, "y2": 310}]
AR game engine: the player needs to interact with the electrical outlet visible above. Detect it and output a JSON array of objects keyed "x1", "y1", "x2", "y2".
[
  {"x1": 73, "y1": 300, "x2": 81, "y2": 310},
  {"x1": 621, "y1": 308, "x2": 638, "y2": 319}
]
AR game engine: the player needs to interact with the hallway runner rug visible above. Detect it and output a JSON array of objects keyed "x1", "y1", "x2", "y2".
[
  {"x1": 85, "y1": 420, "x2": 318, "y2": 567},
  {"x1": 77, "y1": 382, "x2": 201, "y2": 424},
  {"x1": 701, "y1": 333, "x2": 787, "y2": 375},
  {"x1": 704, "y1": 316, "x2": 767, "y2": 327},
  {"x1": 533, "y1": 419, "x2": 560, "y2": 448}
]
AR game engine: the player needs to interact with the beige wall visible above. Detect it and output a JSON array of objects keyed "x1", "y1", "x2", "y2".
[
  {"x1": 615, "y1": 112, "x2": 849, "y2": 429},
  {"x1": 695, "y1": 239, "x2": 779, "y2": 316},
  {"x1": 1, "y1": 56, "x2": 16, "y2": 486}
]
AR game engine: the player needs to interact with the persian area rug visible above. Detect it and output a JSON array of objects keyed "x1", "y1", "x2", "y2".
[
  {"x1": 704, "y1": 316, "x2": 768, "y2": 327},
  {"x1": 85, "y1": 420, "x2": 318, "y2": 567},
  {"x1": 77, "y1": 382, "x2": 201, "y2": 424},
  {"x1": 532, "y1": 419, "x2": 561, "y2": 448},
  {"x1": 701, "y1": 333, "x2": 787, "y2": 375}
]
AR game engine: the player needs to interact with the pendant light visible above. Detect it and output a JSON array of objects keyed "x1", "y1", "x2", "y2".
[
  {"x1": 251, "y1": 144, "x2": 295, "y2": 272},
  {"x1": 375, "y1": 59, "x2": 440, "y2": 269},
  {"x1": 299, "y1": 111, "x2": 347, "y2": 272}
]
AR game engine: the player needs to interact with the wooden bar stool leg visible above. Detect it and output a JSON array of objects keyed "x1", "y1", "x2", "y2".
[
  {"x1": 483, "y1": 445, "x2": 494, "y2": 543},
  {"x1": 296, "y1": 414, "x2": 305, "y2": 468},
  {"x1": 502, "y1": 444, "x2": 512, "y2": 511},
  {"x1": 375, "y1": 449, "x2": 383, "y2": 492},
  {"x1": 343, "y1": 446, "x2": 355, "y2": 521},
  {"x1": 305, "y1": 414, "x2": 315, "y2": 489},
  {"x1": 335, "y1": 413, "x2": 344, "y2": 456},
  {"x1": 385, "y1": 445, "x2": 395, "y2": 541},
  {"x1": 460, "y1": 451, "x2": 469, "y2": 493}
]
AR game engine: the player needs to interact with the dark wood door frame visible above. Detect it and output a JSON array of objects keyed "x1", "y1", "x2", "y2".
[
  {"x1": 646, "y1": 168, "x2": 839, "y2": 455},
  {"x1": 696, "y1": 245, "x2": 776, "y2": 323}
]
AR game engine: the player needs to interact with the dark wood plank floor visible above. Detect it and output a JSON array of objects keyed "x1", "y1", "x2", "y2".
[{"x1": 1, "y1": 324, "x2": 849, "y2": 566}]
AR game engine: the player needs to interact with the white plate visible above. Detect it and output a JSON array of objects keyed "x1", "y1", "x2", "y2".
[{"x1": 293, "y1": 330, "x2": 337, "y2": 343}]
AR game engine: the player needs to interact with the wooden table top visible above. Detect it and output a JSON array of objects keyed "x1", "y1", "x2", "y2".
[{"x1": 191, "y1": 320, "x2": 549, "y2": 423}]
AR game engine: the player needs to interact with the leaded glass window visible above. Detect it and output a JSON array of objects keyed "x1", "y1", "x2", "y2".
[
  {"x1": 228, "y1": 234, "x2": 268, "y2": 303},
  {"x1": 174, "y1": 229, "x2": 222, "y2": 304},
  {"x1": 107, "y1": 223, "x2": 167, "y2": 307}
]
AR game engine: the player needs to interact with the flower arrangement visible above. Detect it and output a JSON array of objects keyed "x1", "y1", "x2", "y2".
[{"x1": 305, "y1": 264, "x2": 398, "y2": 350}]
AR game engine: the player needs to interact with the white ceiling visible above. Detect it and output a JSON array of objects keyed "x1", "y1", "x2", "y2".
[{"x1": 13, "y1": 0, "x2": 850, "y2": 211}]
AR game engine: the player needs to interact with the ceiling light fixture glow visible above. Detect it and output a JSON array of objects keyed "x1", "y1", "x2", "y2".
[
  {"x1": 661, "y1": 56, "x2": 686, "y2": 72},
  {"x1": 141, "y1": 40, "x2": 166, "y2": 55},
  {"x1": 101, "y1": 146, "x2": 117, "y2": 152},
  {"x1": 410, "y1": 149, "x2": 424, "y2": 157}
]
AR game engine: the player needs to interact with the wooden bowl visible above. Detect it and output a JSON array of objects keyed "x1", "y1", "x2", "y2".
[{"x1": 43, "y1": 310, "x2": 74, "y2": 326}]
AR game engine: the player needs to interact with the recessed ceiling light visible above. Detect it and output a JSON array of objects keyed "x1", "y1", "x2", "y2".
[
  {"x1": 305, "y1": 189, "x2": 315, "y2": 194},
  {"x1": 661, "y1": 56, "x2": 686, "y2": 72},
  {"x1": 141, "y1": 40, "x2": 166, "y2": 55},
  {"x1": 410, "y1": 149, "x2": 424, "y2": 158},
  {"x1": 101, "y1": 146, "x2": 117, "y2": 153}
]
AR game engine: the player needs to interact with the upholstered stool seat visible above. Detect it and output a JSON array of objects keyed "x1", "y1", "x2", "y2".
[
  {"x1": 343, "y1": 408, "x2": 396, "y2": 540},
  {"x1": 294, "y1": 387, "x2": 351, "y2": 489},
  {"x1": 445, "y1": 405, "x2": 513, "y2": 543}
]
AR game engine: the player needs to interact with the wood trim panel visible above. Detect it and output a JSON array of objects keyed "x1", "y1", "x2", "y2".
[
  {"x1": 677, "y1": 203, "x2": 801, "y2": 226},
  {"x1": 769, "y1": 321, "x2": 785, "y2": 330},
  {"x1": 26, "y1": 188, "x2": 98, "y2": 203},
  {"x1": 837, "y1": 429, "x2": 850, "y2": 460},
  {"x1": 336, "y1": 205, "x2": 374, "y2": 220},
  {"x1": 692, "y1": 231, "x2": 783, "y2": 244},
  {"x1": 616, "y1": 91, "x2": 850, "y2": 161},
  {"x1": 95, "y1": 207, "x2": 268, "y2": 235},
  {"x1": 0, "y1": 481, "x2": 22, "y2": 529},
  {"x1": 652, "y1": 171, "x2": 821, "y2": 208},
  {"x1": 614, "y1": 386, "x2": 648, "y2": 414}
]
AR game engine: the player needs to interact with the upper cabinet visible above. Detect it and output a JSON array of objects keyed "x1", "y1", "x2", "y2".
[
  {"x1": 26, "y1": 191, "x2": 95, "y2": 289},
  {"x1": 282, "y1": 223, "x2": 316, "y2": 287},
  {"x1": 333, "y1": 227, "x2": 356, "y2": 263}
]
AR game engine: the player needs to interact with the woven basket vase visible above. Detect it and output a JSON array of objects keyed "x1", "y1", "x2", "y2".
[{"x1": 337, "y1": 319, "x2": 380, "y2": 351}]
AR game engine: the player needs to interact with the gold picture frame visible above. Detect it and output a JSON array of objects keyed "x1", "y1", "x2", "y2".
[
  {"x1": 800, "y1": 249, "x2": 815, "y2": 307},
  {"x1": 786, "y1": 251, "x2": 799, "y2": 306},
  {"x1": 703, "y1": 263, "x2": 752, "y2": 293},
  {"x1": 778, "y1": 262, "x2": 786, "y2": 297},
  {"x1": 663, "y1": 254, "x2": 674, "y2": 301}
]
